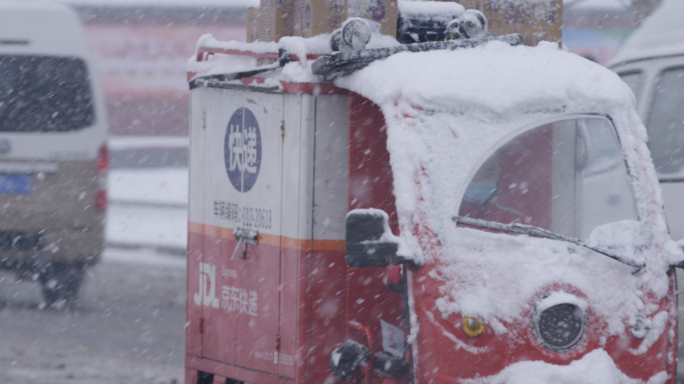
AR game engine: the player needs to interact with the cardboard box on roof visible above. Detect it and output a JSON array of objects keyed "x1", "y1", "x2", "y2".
[
  {"x1": 453, "y1": 0, "x2": 561, "y2": 45},
  {"x1": 255, "y1": 0, "x2": 296, "y2": 42},
  {"x1": 246, "y1": 1, "x2": 258, "y2": 43},
  {"x1": 293, "y1": 0, "x2": 398, "y2": 38}
]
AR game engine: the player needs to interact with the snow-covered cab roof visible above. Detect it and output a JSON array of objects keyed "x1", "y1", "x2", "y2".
[
  {"x1": 333, "y1": 41, "x2": 661, "y2": 272},
  {"x1": 336, "y1": 41, "x2": 635, "y2": 118}
]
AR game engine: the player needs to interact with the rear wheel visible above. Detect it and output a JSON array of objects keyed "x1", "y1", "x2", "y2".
[{"x1": 39, "y1": 263, "x2": 85, "y2": 308}]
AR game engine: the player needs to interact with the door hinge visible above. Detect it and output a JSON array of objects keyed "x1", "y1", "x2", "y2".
[
  {"x1": 199, "y1": 317, "x2": 205, "y2": 334},
  {"x1": 274, "y1": 333, "x2": 281, "y2": 365}
]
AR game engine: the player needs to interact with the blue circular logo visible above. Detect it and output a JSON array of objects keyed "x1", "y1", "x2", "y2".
[
  {"x1": 369, "y1": 0, "x2": 385, "y2": 21},
  {"x1": 224, "y1": 107, "x2": 262, "y2": 193}
]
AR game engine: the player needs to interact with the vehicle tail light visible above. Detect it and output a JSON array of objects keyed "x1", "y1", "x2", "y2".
[{"x1": 95, "y1": 144, "x2": 108, "y2": 211}]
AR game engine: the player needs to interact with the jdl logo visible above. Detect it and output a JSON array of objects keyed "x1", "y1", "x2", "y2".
[
  {"x1": 193, "y1": 262, "x2": 220, "y2": 308},
  {"x1": 224, "y1": 107, "x2": 262, "y2": 193}
]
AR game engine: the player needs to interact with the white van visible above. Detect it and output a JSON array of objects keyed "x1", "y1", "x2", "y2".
[
  {"x1": 610, "y1": 1, "x2": 684, "y2": 380},
  {"x1": 610, "y1": 0, "x2": 684, "y2": 240},
  {"x1": 0, "y1": 2, "x2": 108, "y2": 306}
]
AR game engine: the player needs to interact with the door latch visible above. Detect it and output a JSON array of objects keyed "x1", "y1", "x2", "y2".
[{"x1": 231, "y1": 228, "x2": 258, "y2": 260}]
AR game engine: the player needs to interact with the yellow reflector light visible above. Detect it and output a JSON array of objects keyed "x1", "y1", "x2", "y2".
[{"x1": 462, "y1": 316, "x2": 486, "y2": 337}]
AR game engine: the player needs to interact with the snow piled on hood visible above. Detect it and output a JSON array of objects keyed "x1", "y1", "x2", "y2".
[
  {"x1": 433, "y1": 226, "x2": 667, "y2": 335},
  {"x1": 462, "y1": 349, "x2": 667, "y2": 384},
  {"x1": 335, "y1": 40, "x2": 680, "y2": 337}
]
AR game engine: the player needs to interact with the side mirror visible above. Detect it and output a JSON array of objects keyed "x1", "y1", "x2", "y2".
[
  {"x1": 345, "y1": 209, "x2": 398, "y2": 268},
  {"x1": 671, "y1": 243, "x2": 684, "y2": 269}
]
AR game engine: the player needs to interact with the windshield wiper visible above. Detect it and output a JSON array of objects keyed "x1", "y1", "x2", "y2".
[{"x1": 452, "y1": 215, "x2": 645, "y2": 274}]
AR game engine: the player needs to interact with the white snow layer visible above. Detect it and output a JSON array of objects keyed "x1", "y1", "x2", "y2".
[
  {"x1": 462, "y1": 349, "x2": 668, "y2": 384},
  {"x1": 107, "y1": 167, "x2": 188, "y2": 250},
  {"x1": 398, "y1": 0, "x2": 464, "y2": 17},
  {"x1": 336, "y1": 41, "x2": 635, "y2": 117},
  {"x1": 335, "y1": 40, "x2": 680, "y2": 337},
  {"x1": 564, "y1": 0, "x2": 629, "y2": 9},
  {"x1": 109, "y1": 135, "x2": 189, "y2": 151},
  {"x1": 188, "y1": 32, "x2": 399, "y2": 84}
]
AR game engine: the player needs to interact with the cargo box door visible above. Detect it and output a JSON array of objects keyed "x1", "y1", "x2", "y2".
[{"x1": 195, "y1": 88, "x2": 283, "y2": 375}]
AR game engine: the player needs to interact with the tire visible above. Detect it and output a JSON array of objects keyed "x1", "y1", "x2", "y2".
[{"x1": 39, "y1": 263, "x2": 85, "y2": 308}]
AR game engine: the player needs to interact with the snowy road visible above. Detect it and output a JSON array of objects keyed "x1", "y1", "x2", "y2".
[{"x1": 0, "y1": 250, "x2": 185, "y2": 384}]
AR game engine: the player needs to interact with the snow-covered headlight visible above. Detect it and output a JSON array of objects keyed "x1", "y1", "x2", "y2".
[
  {"x1": 331, "y1": 18, "x2": 371, "y2": 52},
  {"x1": 533, "y1": 292, "x2": 588, "y2": 352},
  {"x1": 342, "y1": 19, "x2": 371, "y2": 51},
  {"x1": 462, "y1": 316, "x2": 485, "y2": 337},
  {"x1": 629, "y1": 314, "x2": 649, "y2": 339}
]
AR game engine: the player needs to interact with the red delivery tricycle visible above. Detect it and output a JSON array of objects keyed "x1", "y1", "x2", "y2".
[{"x1": 185, "y1": 9, "x2": 684, "y2": 384}]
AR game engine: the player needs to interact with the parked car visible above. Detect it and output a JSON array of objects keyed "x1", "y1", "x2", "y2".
[
  {"x1": 610, "y1": 0, "x2": 684, "y2": 240},
  {"x1": 0, "y1": 2, "x2": 108, "y2": 306}
]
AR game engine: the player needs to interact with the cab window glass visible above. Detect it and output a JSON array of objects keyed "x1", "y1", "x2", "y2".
[
  {"x1": 619, "y1": 70, "x2": 643, "y2": 102},
  {"x1": 646, "y1": 66, "x2": 684, "y2": 179},
  {"x1": 0, "y1": 55, "x2": 95, "y2": 132},
  {"x1": 458, "y1": 117, "x2": 637, "y2": 240}
]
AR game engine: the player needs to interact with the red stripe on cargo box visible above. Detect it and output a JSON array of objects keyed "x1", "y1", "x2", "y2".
[{"x1": 188, "y1": 222, "x2": 345, "y2": 251}]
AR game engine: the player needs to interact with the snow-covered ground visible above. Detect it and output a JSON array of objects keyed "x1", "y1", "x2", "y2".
[
  {"x1": 109, "y1": 168, "x2": 187, "y2": 206},
  {"x1": 105, "y1": 136, "x2": 189, "y2": 258},
  {"x1": 107, "y1": 168, "x2": 188, "y2": 253}
]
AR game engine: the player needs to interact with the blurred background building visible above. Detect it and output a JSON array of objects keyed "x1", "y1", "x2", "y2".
[
  {"x1": 564, "y1": 0, "x2": 661, "y2": 65},
  {"x1": 61, "y1": 0, "x2": 247, "y2": 135}
]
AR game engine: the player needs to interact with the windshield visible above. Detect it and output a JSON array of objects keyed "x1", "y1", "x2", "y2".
[
  {"x1": 646, "y1": 66, "x2": 684, "y2": 179},
  {"x1": 458, "y1": 117, "x2": 637, "y2": 240},
  {"x1": 618, "y1": 70, "x2": 643, "y2": 102},
  {"x1": 0, "y1": 55, "x2": 95, "y2": 132}
]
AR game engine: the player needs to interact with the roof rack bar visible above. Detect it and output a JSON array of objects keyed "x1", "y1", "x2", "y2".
[
  {"x1": 313, "y1": 33, "x2": 523, "y2": 81},
  {"x1": 196, "y1": 46, "x2": 323, "y2": 63}
]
